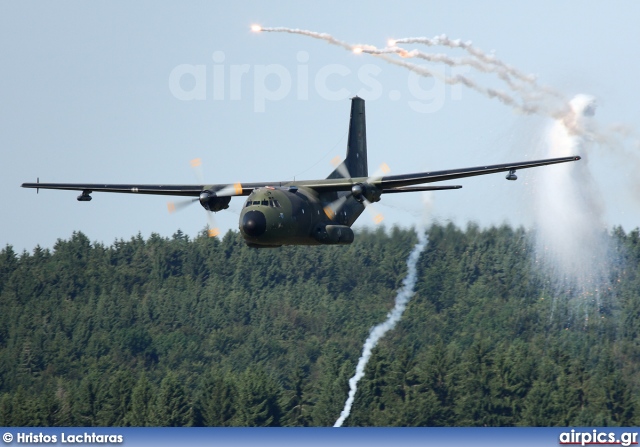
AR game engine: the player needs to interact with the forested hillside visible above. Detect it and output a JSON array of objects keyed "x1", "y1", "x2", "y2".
[{"x1": 1, "y1": 224, "x2": 639, "y2": 426}]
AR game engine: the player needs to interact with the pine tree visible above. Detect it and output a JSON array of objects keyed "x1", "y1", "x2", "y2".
[
  {"x1": 198, "y1": 370, "x2": 236, "y2": 426},
  {"x1": 280, "y1": 365, "x2": 313, "y2": 427},
  {"x1": 149, "y1": 372, "x2": 193, "y2": 427},
  {"x1": 75, "y1": 374, "x2": 102, "y2": 426},
  {"x1": 233, "y1": 368, "x2": 282, "y2": 427},
  {"x1": 124, "y1": 374, "x2": 154, "y2": 426},
  {"x1": 97, "y1": 370, "x2": 135, "y2": 426},
  {"x1": 310, "y1": 349, "x2": 352, "y2": 426}
]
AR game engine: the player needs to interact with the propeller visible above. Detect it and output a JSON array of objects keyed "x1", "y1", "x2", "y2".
[
  {"x1": 323, "y1": 156, "x2": 389, "y2": 224},
  {"x1": 167, "y1": 158, "x2": 242, "y2": 237},
  {"x1": 167, "y1": 198, "x2": 198, "y2": 214}
]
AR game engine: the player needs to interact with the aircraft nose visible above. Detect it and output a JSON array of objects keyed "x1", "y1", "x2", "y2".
[{"x1": 241, "y1": 210, "x2": 267, "y2": 237}]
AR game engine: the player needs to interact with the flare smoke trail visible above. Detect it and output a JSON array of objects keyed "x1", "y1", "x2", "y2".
[
  {"x1": 393, "y1": 35, "x2": 550, "y2": 91},
  {"x1": 254, "y1": 26, "x2": 637, "y2": 149},
  {"x1": 533, "y1": 94, "x2": 611, "y2": 302},
  {"x1": 368, "y1": 43, "x2": 549, "y2": 103},
  {"x1": 257, "y1": 26, "x2": 353, "y2": 51},
  {"x1": 255, "y1": 27, "x2": 567, "y2": 117},
  {"x1": 373, "y1": 53, "x2": 537, "y2": 114},
  {"x1": 334, "y1": 231, "x2": 428, "y2": 427}
]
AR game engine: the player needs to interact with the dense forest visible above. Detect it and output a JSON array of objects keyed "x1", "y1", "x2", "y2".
[{"x1": 1, "y1": 223, "x2": 639, "y2": 427}]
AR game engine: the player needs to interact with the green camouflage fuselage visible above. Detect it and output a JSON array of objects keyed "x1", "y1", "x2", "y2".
[{"x1": 239, "y1": 186, "x2": 364, "y2": 248}]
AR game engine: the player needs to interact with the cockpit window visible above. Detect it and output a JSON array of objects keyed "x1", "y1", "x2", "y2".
[
  {"x1": 252, "y1": 201, "x2": 260, "y2": 205},
  {"x1": 273, "y1": 200, "x2": 281, "y2": 208},
  {"x1": 245, "y1": 201, "x2": 252, "y2": 207},
  {"x1": 261, "y1": 200, "x2": 269, "y2": 206}
]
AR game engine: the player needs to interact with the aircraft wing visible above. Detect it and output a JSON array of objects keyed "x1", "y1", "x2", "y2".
[
  {"x1": 382, "y1": 185, "x2": 463, "y2": 193},
  {"x1": 289, "y1": 155, "x2": 580, "y2": 192},
  {"x1": 377, "y1": 155, "x2": 580, "y2": 190},
  {"x1": 20, "y1": 181, "x2": 293, "y2": 197},
  {"x1": 22, "y1": 155, "x2": 580, "y2": 198}
]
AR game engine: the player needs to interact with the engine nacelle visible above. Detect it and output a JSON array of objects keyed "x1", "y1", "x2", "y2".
[
  {"x1": 313, "y1": 224, "x2": 354, "y2": 245},
  {"x1": 351, "y1": 183, "x2": 381, "y2": 203},
  {"x1": 199, "y1": 190, "x2": 231, "y2": 212}
]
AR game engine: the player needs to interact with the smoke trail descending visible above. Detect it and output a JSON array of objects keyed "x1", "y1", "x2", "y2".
[
  {"x1": 533, "y1": 94, "x2": 611, "y2": 304},
  {"x1": 334, "y1": 231, "x2": 428, "y2": 427}
]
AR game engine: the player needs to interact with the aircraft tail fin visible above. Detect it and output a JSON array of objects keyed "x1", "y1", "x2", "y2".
[{"x1": 327, "y1": 96, "x2": 368, "y2": 179}]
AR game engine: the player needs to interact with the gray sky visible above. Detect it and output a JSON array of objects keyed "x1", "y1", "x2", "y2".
[{"x1": 2, "y1": 1, "x2": 639, "y2": 252}]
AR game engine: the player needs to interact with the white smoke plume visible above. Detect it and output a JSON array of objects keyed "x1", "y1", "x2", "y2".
[
  {"x1": 334, "y1": 230, "x2": 428, "y2": 427},
  {"x1": 533, "y1": 94, "x2": 611, "y2": 303}
]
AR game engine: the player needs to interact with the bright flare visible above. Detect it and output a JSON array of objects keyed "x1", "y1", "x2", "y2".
[
  {"x1": 352, "y1": 47, "x2": 363, "y2": 54},
  {"x1": 251, "y1": 24, "x2": 262, "y2": 32}
]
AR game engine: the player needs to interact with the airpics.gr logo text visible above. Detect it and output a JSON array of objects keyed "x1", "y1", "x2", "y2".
[
  {"x1": 559, "y1": 429, "x2": 638, "y2": 447},
  {"x1": 168, "y1": 50, "x2": 470, "y2": 113}
]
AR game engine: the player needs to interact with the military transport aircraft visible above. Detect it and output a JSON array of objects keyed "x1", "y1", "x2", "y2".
[{"x1": 22, "y1": 97, "x2": 580, "y2": 248}]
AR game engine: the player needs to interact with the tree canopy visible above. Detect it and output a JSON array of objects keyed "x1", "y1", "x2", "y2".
[{"x1": 1, "y1": 224, "x2": 638, "y2": 426}]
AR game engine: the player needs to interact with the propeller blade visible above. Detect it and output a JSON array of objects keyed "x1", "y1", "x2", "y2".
[
  {"x1": 331, "y1": 157, "x2": 390, "y2": 184},
  {"x1": 331, "y1": 155, "x2": 351, "y2": 179},
  {"x1": 206, "y1": 211, "x2": 220, "y2": 238},
  {"x1": 364, "y1": 198, "x2": 384, "y2": 224},
  {"x1": 216, "y1": 183, "x2": 243, "y2": 197},
  {"x1": 190, "y1": 158, "x2": 205, "y2": 184},
  {"x1": 325, "y1": 157, "x2": 355, "y2": 220},
  {"x1": 324, "y1": 160, "x2": 390, "y2": 221},
  {"x1": 167, "y1": 198, "x2": 198, "y2": 214},
  {"x1": 324, "y1": 195, "x2": 348, "y2": 220},
  {"x1": 331, "y1": 156, "x2": 352, "y2": 179},
  {"x1": 190, "y1": 158, "x2": 225, "y2": 237},
  {"x1": 366, "y1": 162, "x2": 391, "y2": 184}
]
